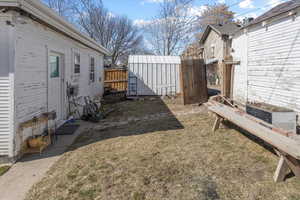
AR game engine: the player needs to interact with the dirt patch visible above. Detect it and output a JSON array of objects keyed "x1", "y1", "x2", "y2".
[{"x1": 25, "y1": 98, "x2": 300, "y2": 200}]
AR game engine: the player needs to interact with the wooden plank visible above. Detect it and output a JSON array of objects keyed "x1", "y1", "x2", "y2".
[
  {"x1": 105, "y1": 69, "x2": 127, "y2": 72},
  {"x1": 104, "y1": 80, "x2": 128, "y2": 83},
  {"x1": 221, "y1": 62, "x2": 232, "y2": 98},
  {"x1": 206, "y1": 101, "x2": 300, "y2": 159},
  {"x1": 104, "y1": 69, "x2": 128, "y2": 92},
  {"x1": 284, "y1": 155, "x2": 300, "y2": 178},
  {"x1": 274, "y1": 149, "x2": 300, "y2": 182},
  {"x1": 212, "y1": 115, "x2": 222, "y2": 132},
  {"x1": 224, "y1": 60, "x2": 241, "y2": 65},
  {"x1": 274, "y1": 155, "x2": 290, "y2": 182}
]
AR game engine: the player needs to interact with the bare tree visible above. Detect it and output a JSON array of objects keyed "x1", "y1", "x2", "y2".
[
  {"x1": 73, "y1": 0, "x2": 143, "y2": 64},
  {"x1": 143, "y1": 0, "x2": 196, "y2": 56},
  {"x1": 43, "y1": 0, "x2": 74, "y2": 20},
  {"x1": 43, "y1": 0, "x2": 144, "y2": 64},
  {"x1": 197, "y1": 4, "x2": 235, "y2": 32}
]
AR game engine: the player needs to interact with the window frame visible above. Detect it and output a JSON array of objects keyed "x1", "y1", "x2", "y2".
[
  {"x1": 50, "y1": 55, "x2": 60, "y2": 78},
  {"x1": 211, "y1": 46, "x2": 215, "y2": 58},
  {"x1": 89, "y1": 56, "x2": 95, "y2": 83},
  {"x1": 74, "y1": 52, "x2": 81, "y2": 74}
]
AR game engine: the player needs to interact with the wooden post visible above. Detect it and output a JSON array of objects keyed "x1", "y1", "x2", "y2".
[
  {"x1": 284, "y1": 155, "x2": 300, "y2": 178},
  {"x1": 180, "y1": 59, "x2": 186, "y2": 105},
  {"x1": 273, "y1": 149, "x2": 300, "y2": 182},
  {"x1": 274, "y1": 155, "x2": 290, "y2": 182},
  {"x1": 212, "y1": 115, "x2": 222, "y2": 132},
  {"x1": 220, "y1": 62, "x2": 226, "y2": 96},
  {"x1": 221, "y1": 56, "x2": 233, "y2": 98}
]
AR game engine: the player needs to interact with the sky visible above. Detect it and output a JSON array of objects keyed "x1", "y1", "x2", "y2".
[{"x1": 102, "y1": 0, "x2": 288, "y2": 25}]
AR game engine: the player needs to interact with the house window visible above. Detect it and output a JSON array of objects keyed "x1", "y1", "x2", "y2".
[
  {"x1": 90, "y1": 57, "x2": 95, "y2": 82},
  {"x1": 74, "y1": 53, "x2": 80, "y2": 74},
  {"x1": 211, "y1": 46, "x2": 215, "y2": 58},
  {"x1": 50, "y1": 55, "x2": 59, "y2": 78}
]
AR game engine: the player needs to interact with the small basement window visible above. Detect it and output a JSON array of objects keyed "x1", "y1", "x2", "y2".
[
  {"x1": 74, "y1": 53, "x2": 80, "y2": 74},
  {"x1": 90, "y1": 57, "x2": 95, "y2": 82}
]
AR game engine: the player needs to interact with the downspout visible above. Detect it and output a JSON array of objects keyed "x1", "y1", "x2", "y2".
[
  {"x1": 8, "y1": 12, "x2": 16, "y2": 160},
  {"x1": 246, "y1": 28, "x2": 249, "y2": 104}
]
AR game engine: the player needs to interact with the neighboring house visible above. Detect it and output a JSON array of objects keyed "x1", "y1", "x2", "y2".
[
  {"x1": 0, "y1": 0, "x2": 110, "y2": 162},
  {"x1": 200, "y1": 23, "x2": 240, "y2": 91},
  {"x1": 128, "y1": 55, "x2": 181, "y2": 96},
  {"x1": 231, "y1": 0, "x2": 300, "y2": 114}
]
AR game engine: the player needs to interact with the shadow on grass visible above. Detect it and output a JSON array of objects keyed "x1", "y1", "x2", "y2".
[
  {"x1": 70, "y1": 96, "x2": 185, "y2": 151},
  {"x1": 20, "y1": 94, "x2": 185, "y2": 163}
]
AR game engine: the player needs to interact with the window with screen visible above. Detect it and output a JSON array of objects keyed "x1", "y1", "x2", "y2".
[
  {"x1": 90, "y1": 57, "x2": 95, "y2": 82},
  {"x1": 74, "y1": 53, "x2": 80, "y2": 74}
]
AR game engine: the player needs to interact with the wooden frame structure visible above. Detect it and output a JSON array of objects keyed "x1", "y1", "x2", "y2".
[{"x1": 206, "y1": 96, "x2": 300, "y2": 182}]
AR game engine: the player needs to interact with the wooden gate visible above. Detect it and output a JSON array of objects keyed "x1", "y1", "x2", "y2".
[
  {"x1": 104, "y1": 68, "x2": 128, "y2": 93},
  {"x1": 180, "y1": 58, "x2": 208, "y2": 105}
]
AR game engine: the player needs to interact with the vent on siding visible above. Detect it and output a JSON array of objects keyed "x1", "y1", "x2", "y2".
[{"x1": 0, "y1": 77, "x2": 11, "y2": 156}]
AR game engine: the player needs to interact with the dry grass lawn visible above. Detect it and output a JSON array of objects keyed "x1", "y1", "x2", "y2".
[
  {"x1": 0, "y1": 165, "x2": 10, "y2": 176},
  {"x1": 26, "y1": 97, "x2": 300, "y2": 200}
]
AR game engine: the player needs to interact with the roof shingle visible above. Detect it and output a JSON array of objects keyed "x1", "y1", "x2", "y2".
[
  {"x1": 210, "y1": 23, "x2": 241, "y2": 36},
  {"x1": 249, "y1": 0, "x2": 300, "y2": 26}
]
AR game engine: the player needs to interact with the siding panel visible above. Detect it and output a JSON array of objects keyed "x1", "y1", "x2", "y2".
[
  {"x1": 13, "y1": 15, "x2": 104, "y2": 156},
  {"x1": 247, "y1": 13, "x2": 300, "y2": 113},
  {"x1": 0, "y1": 78, "x2": 11, "y2": 156},
  {"x1": 232, "y1": 32, "x2": 248, "y2": 104},
  {"x1": 128, "y1": 56, "x2": 181, "y2": 96}
]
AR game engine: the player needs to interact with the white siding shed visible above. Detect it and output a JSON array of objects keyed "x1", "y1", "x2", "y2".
[{"x1": 128, "y1": 55, "x2": 181, "y2": 96}]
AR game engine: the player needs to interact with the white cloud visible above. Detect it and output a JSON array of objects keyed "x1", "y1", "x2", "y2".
[
  {"x1": 145, "y1": 0, "x2": 164, "y2": 2},
  {"x1": 133, "y1": 19, "x2": 153, "y2": 27},
  {"x1": 136, "y1": 3, "x2": 207, "y2": 27},
  {"x1": 189, "y1": 5, "x2": 207, "y2": 17},
  {"x1": 268, "y1": 0, "x2": 284, "y2": 7},
  {"x1": 141, "y1": 0, "x2": 172, "y2": 5},
  {"x1": 239, "y1": 0, "x2": 255, "y2": 9},
  {"x1": 235, "y1": 12, "x2": 258, "y2": 22},
  {"x1": 218, "y1": 0, "x2": 226, "y2": 4},
  {"x1": 108, "y1": 12, "x2": 115, "y2": 18}
]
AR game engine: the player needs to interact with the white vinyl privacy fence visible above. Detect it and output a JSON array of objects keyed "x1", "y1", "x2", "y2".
[{"x1": 128, "y1": 55, "x2": 181, "y2": 96}]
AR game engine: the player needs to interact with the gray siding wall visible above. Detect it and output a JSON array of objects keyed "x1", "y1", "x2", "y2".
[
  {"x1": 247, "y1": 12, "x2": 300, "y2": 113},
  {"x1": 232, "y1": 31, "x2": 248, "y2": 104},
  {"x1": 12, "y1": 12, "x2": 104, "y2": 157},
  {"x1": 203, "y1": 30, "x2": 224, "y2": 61}
]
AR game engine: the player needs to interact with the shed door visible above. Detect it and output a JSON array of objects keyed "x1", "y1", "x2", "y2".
[{"x1": 48, "y1": 53, "x2": 64, "y2": 121}]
